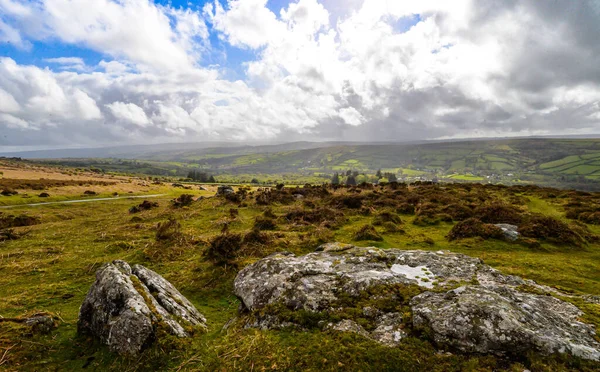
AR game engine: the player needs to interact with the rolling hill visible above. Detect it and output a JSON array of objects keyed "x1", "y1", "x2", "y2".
[{"x1": 6, "y1": 138, "x2": 600, "y2": 190}]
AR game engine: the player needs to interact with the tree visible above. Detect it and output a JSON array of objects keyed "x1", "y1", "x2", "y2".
[
  {"x1": 187, "y1": 170, "x2": 217, "y2": 182},
  {"x1": 331, "y1": 172, "x2": 340, "y2": 185},
  {"x1": 376, "y1": 169, "x2": 382, "y2": 179},
  {"x1": 382, "y1": 172, "x2": 397, "y2": 182},
  {"x1": 346, "y1": 175, "x2": 357, "y2": 186},
  {"x1": 251, "y1": 178, "x2": 259, "y2": 184}
]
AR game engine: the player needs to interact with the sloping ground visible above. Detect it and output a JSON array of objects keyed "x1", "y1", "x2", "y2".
[
  {"x1": 20, "y1": 138, "x2": 600, "y2": 190},
  {"x1": 0, "y1": 182, "x2": 600, "y2": 370}
]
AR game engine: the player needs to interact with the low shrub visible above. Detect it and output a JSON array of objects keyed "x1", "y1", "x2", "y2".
[
  {"x1": 1, "y1": 189, "x2": 18, "y2": 196},
  {"x1": 518, "y1": 215, "x2": 588, "y2": 247},
  {"x1": 353, "y1": 224, "x2": 383, "y2": 241},
  {"x1": 412, "y1": 215, "x2": 440, "y2": 226},
  {"x1": 0, "y1": 228, "x2": 28, "y2": 242},
  {"x1": 263, "y1": 208, "x2": 276, "y2": 218},
  {"x1": 373, "y1": 211, "x2": 402, "y2": 226},
  {"x1": 129, "y1": 200, "x2": 159, "y2": 213},
  {"x1": 255, "y1": 188, "x2": 295, "y2": 205},
  {"x1": 0, "y1": 214, "x2": 40, "y2": 229},
  {"x1": 254, "y1": 216, "x2": 277, "y2": 230},
  {"x1": 205, "y1": 232, "x2": 243, "y2": 265},
  {"x1": 284, "y1": 207, "x2": 343, "y2": 226},
  {"x1": 172, "y1": 194, "x2": 195, "y2": 208},
  {"x1": 243, "y1": 228, "x2": 271, "y2": 246},
  {"x1": 155, "y1": 217, "x2": 182, "y2": 241},
  {"x1": 474, "y1": 203, "x2": 524, "y2": 225},
  {"x1": 329, "y1": 194, "x2": 364, "y2": 209},
  {"x1": 447, "y1": 218, "x2": 504, "y2": 241},
  {"x1": 382, "y1": 221, "x2": 403, "y2": 233},
  {"x1": 396, "y1": 203, "x2": 415, "y2": 215},
  {"x1": 442, "y1": 204, "x2": 473, "y2": 221}
]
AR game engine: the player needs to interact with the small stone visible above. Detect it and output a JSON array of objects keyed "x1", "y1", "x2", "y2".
[
  {"x1": 216, "y1": 185, "x2": 234, "y2": 195},
  {"x1": 494, "y1": 223, "x2": 519, "y2": 241},
  {"x1": 25, "y1": 313, "x2": 58, "y2": 334}
]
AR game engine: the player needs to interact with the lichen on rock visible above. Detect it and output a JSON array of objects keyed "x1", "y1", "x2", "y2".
[
  {"x1": 233, "y1": 243, "x2": 600, "y2": 361},
  {"x1": 77, "y1": 260, "x2": 206, "y2": 356},
  {"x1": 411, "y1": 285, "x2": 600, "y2": 361}
]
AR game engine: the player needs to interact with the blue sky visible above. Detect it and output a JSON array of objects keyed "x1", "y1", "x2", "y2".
[
  {"x1": 1, "y1": 0, "x2": 598, "y2": 149},
  {"x1": 0, "y1": 0, "x2": 292, "y2": 78},
  {"x1": 0, "y1": 0, "x2": 420, "y2": 80}
]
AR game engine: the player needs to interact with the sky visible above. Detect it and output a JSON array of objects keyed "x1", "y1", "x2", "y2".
[{"x1": 1, "y1": 0, "x2": 600, "y2": 150}]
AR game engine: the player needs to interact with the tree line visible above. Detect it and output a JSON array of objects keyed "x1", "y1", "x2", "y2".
[
  {"x1": 331, "y1": 169, "x2": 397, "y2": 185},
  {"x1": 186, "y1": 170, "x2": 216, "y2": 183}
]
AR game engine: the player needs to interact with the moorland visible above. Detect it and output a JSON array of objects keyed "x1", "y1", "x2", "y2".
[{"x1": 0, "y1": 156, "x2": 599, "y2": 371}]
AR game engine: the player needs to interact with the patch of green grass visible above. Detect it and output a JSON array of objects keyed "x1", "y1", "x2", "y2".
[{"x1": 446, "y1": 174, "x2": 485, "y2": 181}]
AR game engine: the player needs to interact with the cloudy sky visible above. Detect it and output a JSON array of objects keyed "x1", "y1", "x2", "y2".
[{"x1": 1, "y1": 0, "x2": 600, "y2": 150}]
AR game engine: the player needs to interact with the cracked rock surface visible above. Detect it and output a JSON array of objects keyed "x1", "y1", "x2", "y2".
[
  {"x1": 78, "y1": 260, "x2": 206, "y2": 356},
  {"x1": 234, "y1": 243, "x2": 600, "y2": 361}
]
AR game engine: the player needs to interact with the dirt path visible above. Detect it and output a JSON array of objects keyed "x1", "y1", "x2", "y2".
[{"x1": 0, "y1": 194, "x2": 167, "y2": 209}]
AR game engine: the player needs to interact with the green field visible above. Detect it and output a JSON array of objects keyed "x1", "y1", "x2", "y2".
[{"x1": 18, "y1": 138, "x2": 600, "y2": 190}]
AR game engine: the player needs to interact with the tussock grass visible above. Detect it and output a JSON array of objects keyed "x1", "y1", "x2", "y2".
[{"x1": 0, "y1": 181, "x2": 599, "y2": 370}]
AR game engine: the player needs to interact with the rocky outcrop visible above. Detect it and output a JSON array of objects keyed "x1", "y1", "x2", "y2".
[
  {"x1": 412, "y1": 285, "x2": 600, "y2": 361},
  {"x1": 494, "y1": 223, "x2": 519, "y2": 241},
  {"x1": 78, "y1": 260, "x2": 206, "y2": 356},
  {"x1": 233, "y1": 244, "x2": 600, "y2": 361}
]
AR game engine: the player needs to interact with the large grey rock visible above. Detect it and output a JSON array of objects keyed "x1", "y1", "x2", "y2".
[
  {"x1": 234, "y1": 243, "x2": 600, "y2": 361},
  {"x1": 234, "y1": 245, "x2": 523, "y2": 313},
  {"x1": 78, "y1": 260, "x2": 206, "y2": 356},
  {"x1": 412, "y1": 285, "x2": 600, "y2": 361},
  {"x1": 494, "y1": 223, "x2": 519, "y2": 241}
]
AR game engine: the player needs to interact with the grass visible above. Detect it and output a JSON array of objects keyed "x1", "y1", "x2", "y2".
[
  {"x1": 1, "y1": 177, "x2": 600, "y2": 370},
  {"x1": 446, "y1": 174, "x2": 485, "y2": 181}
]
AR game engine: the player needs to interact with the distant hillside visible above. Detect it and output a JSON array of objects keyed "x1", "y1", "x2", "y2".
[{"x1": 6, "y1": 138, "x2": 600, "y2": 190}]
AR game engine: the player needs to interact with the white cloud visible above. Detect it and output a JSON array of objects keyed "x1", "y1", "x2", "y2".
[
  {"x1": 338, "y1": 107, "x2": 364, "y2": 126},
  {"x1": 44, "y1": 57, "x2": 87, "y2": 71},
  {"x1": 2, "y1": 0, "x2": 600, "y2": 147},
  {"x1": 98, "y1": 60, "x2": 131, "y2": 75},
  {"x1": 0, "y1": 113, "x2": 29, "y2": 129},
  {"x1": 206, "y1": 0, "x2": 285, "y2": 49},
  {"x1": 2, "y1": 0, "x2": 209, "y2": 71},
  {"x1": 0, "y1": 18, "x2": 29, "y2": 49},
  {"x1": 106, "y1": 102, "x2": 149, "y2": 127},
  {"x1": 0, "y1": 88, "x2": 20, "y2": 112}
]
